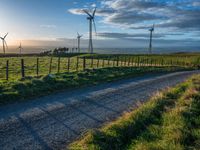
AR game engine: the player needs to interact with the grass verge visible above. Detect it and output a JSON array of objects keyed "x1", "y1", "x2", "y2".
[
  {"x1": 69, "y1": 74, "x2": 200, "y2": 150},
  {"x1": 0, "y1": 66, "x2": 190, "y2": 105}
]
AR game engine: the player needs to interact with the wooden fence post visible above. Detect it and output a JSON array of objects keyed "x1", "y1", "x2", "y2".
[
  {"x1": 120, "y1": 57, "x2": 123, "y2": 66},
  {"x1": 49, "y1": 57, "x2": 53, "y2": 74},
  {"x1": 150, "y1": 58, "x2": 152, "y2": 66},
  {"x1": 137, "y1": 56, "x2": 140, "y2": 67},
  {"x1": 67, "y1": 57, "x2": 70, "y2": 72},
  {"x1": 91, "y1": 57, "x2": 93, "y2": 68},
  {"x1": 117, "y1": 56, "x2": 119, "y2": 67},
  {"x1": 161, "y1": 59, "x2": 164, "y2": 66},
  {"x1": 76, "y1": 57, "x2": 79, "y2": 71},
  {"x1": 21, "y1": 59, "x2": 25, "y2": 78},
  {"x1": 107, "y1": 57, "x2": 110, "y2": 67},
  {"x1": 83, "y1": 57, "x2": 86, "y2": 70},
  {"x1": 6, "y1": 60, "x2": 9, "y2": 80},
  {"x1": 57, "y1": 56, "x2": 61, "y2": 73},
  {"x1": 97, "y1": 58, "x2": 99, "y2": 68},
  {"x1": 131, "y1": 57, "x2": 134, "y2": 66},
  {"x1": 36, "y1": 58, "x2": 39, "y2": 76},
  {"x1": 102, "y1": 59, "x2": 105, "y2": 67}
]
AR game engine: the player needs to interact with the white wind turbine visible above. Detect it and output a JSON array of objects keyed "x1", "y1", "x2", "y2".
[
  {"x1": 82, "y1": 7, "x2": 97, "y2": 54},
  {"x1": 148, "y1": 24, "x2": 155, "y2": 54},
  {"x1": 77, "y1": 32, "x2": 83, "y2": 53},
  {"x1": 0, "y1": 33, "x2": 8, "y2": 55},
  {"x1": 17, "y1": 42, "x2": 23, "y2": 55}
]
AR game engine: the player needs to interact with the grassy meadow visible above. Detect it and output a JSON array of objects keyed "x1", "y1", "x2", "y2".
[
  {"x1": 69, "y1": 74, "x2": 200, "y2": 150},
  {"x1": 0, "y1": 53, "x2": 199, "y2": 105},
  {"x1": 0, "y1": 53, "x2": 199, "y2": 81}
]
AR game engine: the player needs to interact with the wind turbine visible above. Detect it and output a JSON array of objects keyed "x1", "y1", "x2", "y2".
[
  {"x1": 77, "y1": 32, "x2": 83, "y2": 53},
  {"x1": 0, "y1": 33, "x2": 8, "y2": 55},
  {"x1": 17, "y1": 42, "x2": 23, "y2": 55},
  {"x1": 148, "y1": 24, "x2": 154, "y2": 54},
  {"x1": 82, "y1": 7, "x2": 97, "y2": 54}
]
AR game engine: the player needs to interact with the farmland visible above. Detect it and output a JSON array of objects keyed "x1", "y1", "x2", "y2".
[
  {"x1": 69, "y1": 74, "x2": 200, "y2": 150},
  {"x1": 0, "y1": 53, "x2": 199, "y2": 81},
  {"x1": 0, "y1": 53, "x2": 199, "y2": 105}
]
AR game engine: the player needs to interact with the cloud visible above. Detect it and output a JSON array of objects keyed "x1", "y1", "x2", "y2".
[
  {"x1": 68, "y1": 8, "x2": 84, "y2": 15},
  {"x1": 69, "y1": 0, "x2": 200, "y2": 31},
  {"x1": 97, "y1": 32, "x2": 184, "y2": 39},
  {"x1": 192, "y1": 1, "x2": 200, "y2": 6}
]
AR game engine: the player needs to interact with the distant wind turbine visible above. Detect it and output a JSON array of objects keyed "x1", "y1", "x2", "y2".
[
  {"x1": 148, "y1": 24, "x2": 154, "y2": 54},
  {"x1": 17, "y1": 42, "x2": 23, "y2": 55},
  {"x1": 0, "y1": 33, "x2": 8, "y2": 55},
  {"x1": 82, "y1": 7, "x2": 97, "y2": 54},
  {"x1": 77, "y1": 32, "x2": 83, "y2": 53}
]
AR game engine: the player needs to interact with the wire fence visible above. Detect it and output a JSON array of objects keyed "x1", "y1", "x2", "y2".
[{"x1": 0, "y1": 55, "x2": 199, "y2": 81}]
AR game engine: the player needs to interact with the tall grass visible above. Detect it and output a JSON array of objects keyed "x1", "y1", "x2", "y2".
[{"x1": 69, "y1": 74, "x2": 200, "y2": 150}]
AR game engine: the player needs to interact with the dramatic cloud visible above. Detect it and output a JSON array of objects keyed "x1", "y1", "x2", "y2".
[{"x1": 69, "y1": 0, "x2": 200, "y2": 31}]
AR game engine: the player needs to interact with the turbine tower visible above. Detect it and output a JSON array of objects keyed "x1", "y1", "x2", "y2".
[
  {"x1": 82, "y1": 7, "x2": 97, "y2": 54},
  {"x1": 148, "y1": 24, "x2": 154, "y2": 54},
  {"x1": 0, "y1": 33, "x2": 8, "y2": 55},
  {"x1": 17, "y1": 42, "x2": 23, "y2": 55},
  {"x1": 77, "y1": 32, "x2": 83, "y2": 53}
]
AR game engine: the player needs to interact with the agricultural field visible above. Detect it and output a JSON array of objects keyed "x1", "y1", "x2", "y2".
[
  {"x1": 0, "y1": 53, "x2": 199, "y2": 81},
  {"x1": 69, "y1": 74, "x2": 200, "y2": 150}
]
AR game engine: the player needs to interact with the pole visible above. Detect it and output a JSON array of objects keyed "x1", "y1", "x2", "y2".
[
  {"x1": 89, "y1": 19, "x2": 93, "y2": 54},
  {"x1": 117, "y1": 56, "x2": 119, "y2": 67},
  {"x1": 83, "y1": 57, "x2": 86, "y2": 70},
  {"x1": 58, "y1": 57, "x2": 61, "y2": 73},
  {"x1": 76, "y1": 57, "x2": 79, "y2": 71},
  {"x1": 67, "y1": 57, "x2": 70, "y2": 72},
  {"x1": 49, "y1": 57, "x2": 53, "y2": 74},
  {"x1": 149, "y1": 31, "x2": 153, "y2": 54},
  {"x1": 36, "y1": 58, "x2": 39, "y2": 76},
  {"x1": 91, "y1": 57, "x2": 93, "y2": 68},
  {"x1": 21, "y1": 59, "x2": 25, "y2": 78}
]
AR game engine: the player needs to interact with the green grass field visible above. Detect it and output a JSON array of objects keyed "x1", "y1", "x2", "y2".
[
  {"x1": 0, "y1": 53, "x2": 199, "y2": 81},
  {"x1": 69, "y1": 74, "x2": 200, "y2": 150},
  {"x1": 0, "y1": 53, "x2": 199, "y2": 105},
  {"x1": 0, "y1": 66, "x2": 190, "y2": 105}
]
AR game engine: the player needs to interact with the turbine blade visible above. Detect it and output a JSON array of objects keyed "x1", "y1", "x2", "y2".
[
  {"x1": 4, "y1": 40, "x2": 8, "y2": 50},
  {"x1": 92, "y1": 7, "x2": 96, "y2": 17},
  {"x1": 93, "y1": 19, "x2": 97, "y2": 34},
  {"x1": 4, "y1": 33, "x2": 8, "y2": 39},
  {"x1": 82, "y1": 9, "x2": 92, "y2": 17}
]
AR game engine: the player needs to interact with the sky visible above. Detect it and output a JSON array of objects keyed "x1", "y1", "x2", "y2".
[{"x1": 0, "y1": 0, "x2": 200, "y2": 53}]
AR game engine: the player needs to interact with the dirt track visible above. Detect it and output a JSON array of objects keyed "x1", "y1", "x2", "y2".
[{"x1": 0, "y1": 70, "x2": 199, "y2": 150}]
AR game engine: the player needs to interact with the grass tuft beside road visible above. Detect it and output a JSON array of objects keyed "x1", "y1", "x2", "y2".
[{"x1": 69, "y1": 74, "x2": 200, "y2": 150}]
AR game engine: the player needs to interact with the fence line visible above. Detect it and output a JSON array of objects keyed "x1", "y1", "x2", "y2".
[{"x1": 0, "y1": 55, "x2": 199, "y2": 81}]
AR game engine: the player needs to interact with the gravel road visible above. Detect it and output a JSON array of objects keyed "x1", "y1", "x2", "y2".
[{"x1": 0, "y1": 70, "x2": 199, "y2": 150}]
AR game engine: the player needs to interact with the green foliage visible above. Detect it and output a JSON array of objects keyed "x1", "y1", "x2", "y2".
[
  {"x1": 0, "y1": 66, "x2": 190, "y2": 105},
  {"x1": 69, "y1": 75, "x2": 200, "y2": 150}
]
